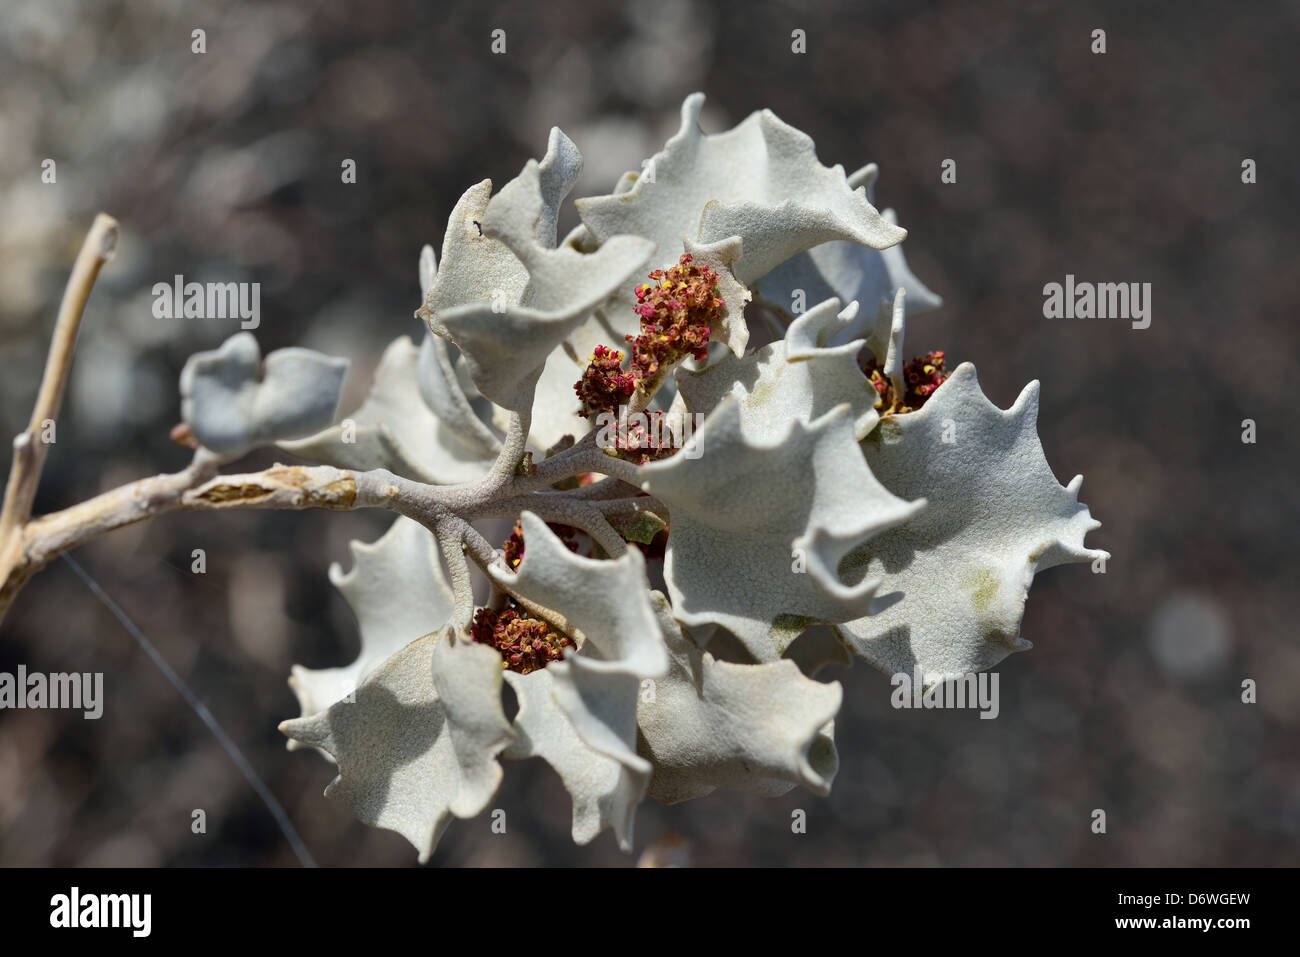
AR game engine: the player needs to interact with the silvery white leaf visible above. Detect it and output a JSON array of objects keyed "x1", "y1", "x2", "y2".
[
  {"x1": 836, "y1": 362, "x2": 1108, "y2": 680},
  {"x1": 434, "y1": 158, "x2": 654, "y2": 413},
  {"x1": 488, "y1": 513, "x2": 667, "y2": 677},
  {"x1": 558, "y1": 92, "x2": 910, "y2": 420},
  {"x1": 868, "y1": 287, "x2": 908, "y2": 396},
  {"x1": 576, "y1": 93, "x2": 906, "y2": 287},
  {"x1": 640, "y1": 396, "x2": 923, "y2": 662},
  {"x1": 757, "y1": 205, "x2": 941, "y2": 345},
  {"x1": 430, "y1": 634, "x2": 516, "y2": 819},
  {"x1": 179, "y1": 332, "x2": 347, "y2": 460},
  {"x1": 534, "y1": 126, "x2": 584, "y2": 248},
  {"x1": 281, "y1": 630, "x2": 512, "y2": 863},
  {"x1": 421, "y1": 178, "x2": 529, "y2": 320},
  {"x1": 415, "y1": 333, "x2": 502, "y2": 455},
  {"x1": 488, "y1": 513, "x2": 669, "y2": 846},
  {"x1": 503, "y1": 668, "x2": 643, "y2": 850},
  {"x1": 280, "y1": 336, "x2": 499, "y2": 485},
  {"x1": 528, "y1": 322, "x2": 610, "y2": 447},
  {"x1": 638, "y1": 593, "x2": 842, "y2": 803},
  {"x1": 418, "y1": 243, "x2": 437, "y2": 297},
  {"x1": 419, "y1": 127, "x2": 586, "y2": 358},
  {"x1": 288, "y1": 515, "x2": 455, "y2": 735},
  {"x1": 417, "y1": 128, "x2": 652, "y2": 418},
  {"x1": 676, "y1": 296, "x2": 880, "y2": 443}
]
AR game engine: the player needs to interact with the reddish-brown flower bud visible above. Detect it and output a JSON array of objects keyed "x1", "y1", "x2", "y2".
[
  {"x1": 471, "y1": 600, "x2": 576, "y2": 675},
  {"x1": 502, "y1": 519, "x2": 579, "y2": 570},
  {"x1": 864, "y1": 349, "x2": 951, "y2": 414},
  {"x1": 574, "y1": 345, "x2": 636, "y2": 417},
  {"x1": 573, "y1": 254, "x2": 725, "y2": 417},
  {"x1": 625, "y1": 254, "x2": 723, "y2": 383}
]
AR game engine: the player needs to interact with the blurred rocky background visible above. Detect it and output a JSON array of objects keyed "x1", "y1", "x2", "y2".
[{"x1": 0, "y1": 0, "x2": 1296, "y2": 866}]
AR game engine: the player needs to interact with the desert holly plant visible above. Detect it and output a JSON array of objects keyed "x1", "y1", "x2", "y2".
[{"x1": 0, "y1": 94, "x2": 1107, "y2": 862}]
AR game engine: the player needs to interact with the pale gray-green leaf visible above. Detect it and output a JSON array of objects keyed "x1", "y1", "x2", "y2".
[
  {"x1": 837, "y1": 362, "x2": 1108, "y2": 680},
  {"x1": 180, "y1": 332, "x2": 347, "y2": 460}
]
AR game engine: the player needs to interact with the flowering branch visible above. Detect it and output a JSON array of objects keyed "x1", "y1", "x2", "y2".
[{"x1": 2, "y1": 97, "x2": 1109, "y2": 864}]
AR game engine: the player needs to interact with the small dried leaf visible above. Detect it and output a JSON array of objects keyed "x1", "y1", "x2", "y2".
[{"x1": 609, "y1": 508, "x2": 667, "y2": 545}]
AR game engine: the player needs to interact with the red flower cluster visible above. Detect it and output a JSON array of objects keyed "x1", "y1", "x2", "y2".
[
  {"x1": 574, "y1": 253, "x2": 725, "y2": 417},
  {"x1": 903, "y1": 351, "x2": 949, "y2": 407},
  {"x1": 626, "y1": 254, "x2": 723, "y2": 381},
  {"x1": 503, "y1": 519, "x2": 579, "y2": 570},
  {"x1": 865, "y1": 361, "x2": 895, "y2": 411},
  {"x1": 574, "y1": 346, "x2": 636, "y2": 417},
  {"x1": 471, "y1": 601, "x2": 575, "y2": 675},
  {"x1": 864, "y1": 349, "x2": 951, "y2": 414},
  {"x1": 616, "y1": 411, "x2": 679, "y2": 465}
]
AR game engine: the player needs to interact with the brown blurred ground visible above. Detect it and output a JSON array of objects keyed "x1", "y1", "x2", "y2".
[{"x1": 0, "y1": 0, "x2": 1296, "y2": 866}]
